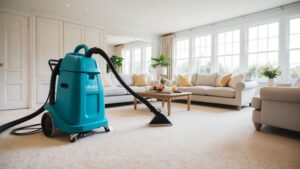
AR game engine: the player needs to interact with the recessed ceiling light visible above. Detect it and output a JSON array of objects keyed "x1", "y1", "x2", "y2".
[{"x1": 66, "y1": 4, "x2": 70, "y2": 8}]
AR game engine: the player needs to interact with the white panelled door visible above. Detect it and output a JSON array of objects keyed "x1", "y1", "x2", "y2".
[
  {"x1": 0, "y1": 13, "x2": 28, "y2": 110},
  {"x1": 63, "y1": 22, "x2": 84, "y2": 54},
  {"x1": 84, "y1": 26, "x2": 106, "y2": 73},
  {"x1": 36, "y1": 17, "x2": 63, "y2": 104}
]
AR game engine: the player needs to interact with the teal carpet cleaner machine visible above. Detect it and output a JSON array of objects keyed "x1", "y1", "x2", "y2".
[{"x1": 0, "y1": 44, "x2": 172, "y2": 142}]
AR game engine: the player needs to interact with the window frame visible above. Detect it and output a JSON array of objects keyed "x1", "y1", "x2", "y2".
[
  {"x1": 192, "y1": 33, "x2": 212, "y2": 74},
  {"x1": 173, "y1": 38, "x2": 190, "y2": 75},
  {"x1": 122, "y1": 44, "x2": 152, "y2": 74},
  {"x1": 288, "y1": 16, "x2": 300, "y2": 80},
  {"x1": 216, "y1": 28, "x2": 241, "y2": 73},
  {"x1": 246, "y1": 21, "x2": 280, "y2": 80}
]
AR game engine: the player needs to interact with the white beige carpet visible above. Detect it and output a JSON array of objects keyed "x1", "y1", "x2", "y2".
[{"x1": 0, "y1": 102, "x2": 299, "y2": 169}]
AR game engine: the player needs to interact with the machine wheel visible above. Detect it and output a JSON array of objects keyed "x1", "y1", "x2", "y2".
[
  {"x1": 41, "y1": 113, "x2": 55, "y2": 137},
  {"x1": 69, "y1": 134, "x2": 78, "y2": 143},
  {"x1": 104, "y1": 126, "x2": 110, "y2": 132}
]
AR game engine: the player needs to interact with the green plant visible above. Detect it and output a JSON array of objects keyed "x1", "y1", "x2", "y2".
[
  {"x1": 151, "y1": 54, "x2": 170, "y2": 68},
  {"x1": 260, "y1": 65, "x2": 282, "y2": 79},
  {"x1": 160, "y1": 78, "x2": 166, "y2": 85},
  {"x1": 107, "y1": 55, "x2": 123, "y2": 72}
]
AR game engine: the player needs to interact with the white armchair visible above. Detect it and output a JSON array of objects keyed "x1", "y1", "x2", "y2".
[{"x1": 251, "y1": 87, "x2": 300, "y2": 132}]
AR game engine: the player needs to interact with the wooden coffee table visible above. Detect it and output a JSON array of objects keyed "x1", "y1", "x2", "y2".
[{"x1": 134, "y1": 91, "x2": 192, "y2": 116}]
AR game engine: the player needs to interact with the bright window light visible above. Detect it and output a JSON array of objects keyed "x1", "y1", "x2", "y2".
[
  {"x1": 217, "y1": 29, "x2": 240, "y2": 73},
  {"x1": 247, "y1": 22, "x2": 279, "y2": 79}
]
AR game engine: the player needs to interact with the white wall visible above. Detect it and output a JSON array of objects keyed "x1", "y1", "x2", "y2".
[
  {"x1": 174, "y1": 3, "x2": 300, "y2": 84},
  {"x1": 0, "y1": 6, "x2": 158, "y2": 109}
]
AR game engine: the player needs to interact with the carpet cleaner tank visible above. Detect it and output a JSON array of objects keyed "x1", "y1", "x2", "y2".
[{"x1": 43, "y1": 45, "x2": 109, "y2": 141}]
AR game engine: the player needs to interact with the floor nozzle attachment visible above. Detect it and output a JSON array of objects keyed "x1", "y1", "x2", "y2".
[{"x1": 149, "y1": 113, "x2": 172, "y2": 126}]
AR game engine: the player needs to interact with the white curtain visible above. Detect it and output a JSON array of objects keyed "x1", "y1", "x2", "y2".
[
  {"x1": 115, "y1": 44, "x2": 123, "y2": 57},
  {"x1": 160, "y1": 34, "x2": 175, "y2": 79}
]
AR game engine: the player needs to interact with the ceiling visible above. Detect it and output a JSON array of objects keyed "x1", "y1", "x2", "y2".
[{"x1": 0, "y1": 0, "x2": 297, "y2": 36}]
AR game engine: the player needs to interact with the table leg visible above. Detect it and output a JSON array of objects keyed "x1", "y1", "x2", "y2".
[
  {"x1": 167, "y1": 98, "x2": 171, "y2": 116},
  {"x1": 162, "y1": 99, "x2": 164, "y2": 107},
  {"x1": 187, "y1": 95, "x2": 191, "y2": 111},
  {"x1": 134, "y1": 97, "x2": 137, "y2": 110}
]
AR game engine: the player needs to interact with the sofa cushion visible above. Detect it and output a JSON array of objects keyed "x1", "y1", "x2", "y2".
[
  {"x1": 184, "y1": 86, "x2": 214, "y2": 95},
  {"x1": 120, "y1": 74, "x2": 133, "y2": 86},
  {"x1": 244, "y1": 72, "x2": 254, "y2": 82},
  {"x1": 205, "y1": 87, "x2": 235, "y2": 98},
  {"x1": 177, "y1": 74, "x2": 193, "y2": 87},
  {"x1": 195, "y1": 73, "x2": 218, "y2": 86},
  {"x1": 251, "y1": 96, "x2": 262, "y2": 110},
  {"x1": 217, "y1": 74, "x2": 232, "y2": 87},
  {"x1": 104, "y1": 87, "x2": 128, "y2": 96},
  {"x1": 228, "y1": 73, "x2": 245, "y2": 88},
  {"x1": 133, "y1": 74, "x2": 148, "y2": 86}
]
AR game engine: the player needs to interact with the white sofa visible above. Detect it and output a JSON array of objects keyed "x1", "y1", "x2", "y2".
[
  {"x1": 103, "y1": 73, "x2": 257, "y2": 109},
  {"x1": 176, "y1": 73, "x2": 257, "y2": 109}
]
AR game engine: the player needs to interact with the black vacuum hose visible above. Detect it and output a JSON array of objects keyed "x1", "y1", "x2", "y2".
[{"x1": 86, "y1": 47, "x2": 172, "y2": 126}]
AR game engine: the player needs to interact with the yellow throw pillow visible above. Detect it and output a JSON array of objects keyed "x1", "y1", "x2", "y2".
[
  {"x1": 102, "y1": 74, "x2": 113, "y2": 87},
  {"x1": 217, "y1": 74, "x2": 232, "y2": 87},
  {"x1": 133, "y1": 74, "x2": 148, "y2": 86},
  {"x1": 177, "y1": 75, "x2": 193, "y2": 87}
]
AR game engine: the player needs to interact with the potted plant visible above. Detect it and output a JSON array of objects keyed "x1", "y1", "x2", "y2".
[
  {"x1": 151, "y1": 54, "x2": 170, "y2": 79},
  {"x1": 260, "y1": 65, "x2": 282, "y2": 86},
  {"x1": 107, "y1": 55, "x2": 124, "y2": 73}
]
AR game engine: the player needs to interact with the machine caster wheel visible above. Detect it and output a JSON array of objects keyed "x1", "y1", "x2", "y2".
[
  {"x1": 104, "y1": 126, "x2": 110, "y2": 132},
  {"x1": 41, "y1": 113, "x2": 55, "y2": 137},
  {"x1": 69, "y1": 134, "x2": 78, "y2": 143}
]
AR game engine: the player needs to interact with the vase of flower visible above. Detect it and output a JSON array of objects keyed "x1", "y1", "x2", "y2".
[
  {"x1": 260, "y1": 65, "x2": 282, "y2": 87},
  {"x1": 268, "y1": 78, "x2": 274, "y2": 86}
]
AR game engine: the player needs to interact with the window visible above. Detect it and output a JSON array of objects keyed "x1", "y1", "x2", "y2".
[
  {"x1": 144, "y1": 46, "x2": 152, "y2": 73},
  {"x1": 122, "y1": 49, "x2": 131, "y2": 74},
  {"x1": 122, "y1": 44, "x2": 152, "y2": 74},
  {"x1": 289, "y1": 18, "x2": 300, "y2": 79},
  {"x1": 132, "y1": 48, "x2": 142, "y2": 74},
  {"x1": 217, "y1": 29, "x2": 240, "y2": 73},
  {"x1": 194, "y1": 35, "x2": 211, "y2": 74},
  {"x1": 247, "y1": 22, "x2": 279, "y2": 78},
  {"x1": 174, "y1": 39, "x2": 189, "y2": 75}
]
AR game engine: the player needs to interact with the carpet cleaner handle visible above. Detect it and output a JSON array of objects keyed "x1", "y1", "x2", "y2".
[
  {"x1": 74, "y1": 44, "x2": 89, "y2": 55},
  {"x1": 48, "y1": 59, "x2": 59, "y2": 72}
]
